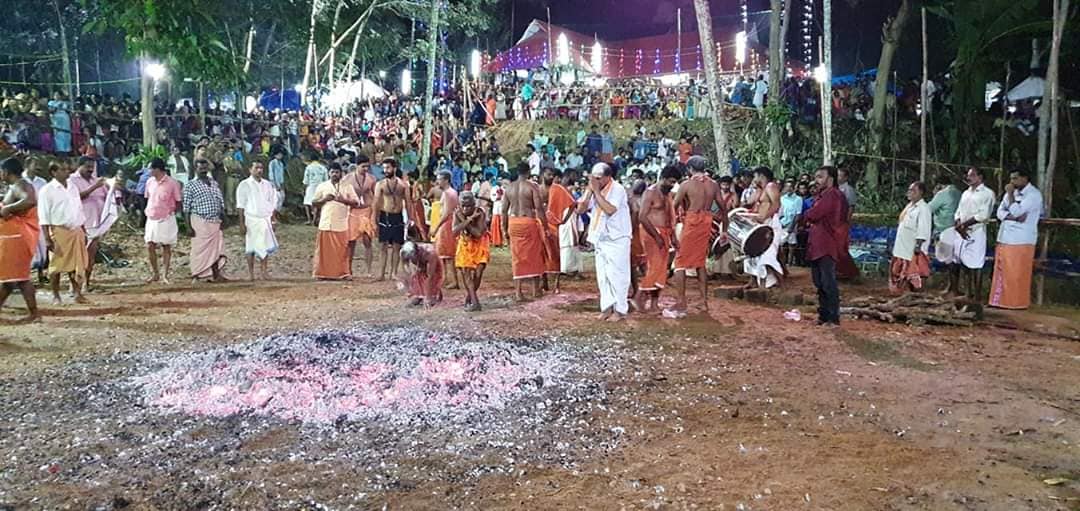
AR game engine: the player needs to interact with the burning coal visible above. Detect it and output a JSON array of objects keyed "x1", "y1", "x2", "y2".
[{"x1": 131, "y1": 326, "x2": 585, "y2": 425}]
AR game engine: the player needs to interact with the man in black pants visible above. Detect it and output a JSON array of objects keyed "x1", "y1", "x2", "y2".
[
  {"x1": 372, "y1": 158, "x2": 407, "y2": 281},
  {"x1": 803, "y1": 166, "x2": 847, "y2": 326}
]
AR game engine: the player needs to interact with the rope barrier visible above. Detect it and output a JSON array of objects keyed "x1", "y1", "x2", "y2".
[
  {"x1": 0, "y1": 77, "x2": 141, "y2": 87},
  {"x1": 832, "y1": 150, "x2": 1004, "y2": 174},
  {"x1": 0, "y1": 56, "x2": 64, "y2": 67}
]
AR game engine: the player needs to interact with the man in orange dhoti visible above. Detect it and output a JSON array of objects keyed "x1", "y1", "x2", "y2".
[
  {"x1": 430, "y1": 171, "x2": 461, "y2": 289},
  {"x1": 543, "y1": 168, "x2": 575, "y2": 294},
  {"x1": 345, "y1": 158, "x2": 377, "y2": 276},
  {"x1": 312, "y1": 166, "x2": 360, "y2": 280},
  {"x1": 988, "y1": 169, "x2": 1042, "y2": 310},
  {"x1": 37, "y1": 162, "x2": 90, "y2": 304},
  {"x1": 401, "y1": 241, "x2": 444, "y2": 307},
  {"x1": 0, "y1": 158, "x2": 41, "y2": 321},
  {"x1": 668, "y1": 157, "x2": 723, "y2": 317},
  {"x1": 453, "y1": 192, "x2": 490, "y2": 311},
  {"x1": 628, "y1": 180, "x2": 647, "y2": 301},
  {"x1": 635, "y1": 166, "x2": 681, "y2": 312},
  {"x1": 502, "y1": 163, "x2": 547, "y2": 301}
]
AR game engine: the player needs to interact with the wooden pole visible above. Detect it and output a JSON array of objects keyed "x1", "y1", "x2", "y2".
[
  {"x1": 327, "y1": 0, "x2": 344, "y2": 87},
  {"x1": 420, "y1": 0, "x2": 440, "y2": 168},
  {"x1": 677, "y1": 8, "x2": 682, "y2": 72},
  {"x1": 547, "y1": 6, "x2": 553, "y2": 68},
  {"x1": 693, "y1": 0, "x2": 731, "y2": 174},
  {"x1": 301, "y1": 0, "x2": 320, "y2": 107},
  {"x1": 997, "y1": 62, "x2": 1011, "y2": 192},
  {"x1": 919, "y1": 7, "x2": 927, "y2": 182},
  {"x1": 821, "y1": 0, "x2": 833, "y2": 166},
  {"x1": 51, "y1": 0, "x2": 74, "y2": 100}
]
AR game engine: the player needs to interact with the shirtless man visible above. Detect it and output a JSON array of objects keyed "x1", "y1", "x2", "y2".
[
  {"x1": 0, "y1": 158, "x2": 40, "y2": 322},
  {"x1": 634, "y1": 166, "x2": 681, "y2": 313},
  {"x1": 452, "y1": 191, "x2": 490, "y2": 311},
  {"x1": 627, "y1": 178, "x2": 648, "y2": 306},
  {"x1": 668, "y1": 156, "x2": 723, "y2": 317},
  {"x1": 741, "y1": 166, "x2": 785, "y2": 289},
  {"x1": 372, "y1": 158, "x2": 407, "y2": 281},
  {"x1": 346, "y1": 156, "x2": 377, "y2": 276},
  {"x1": 431, "y1": 171, "x2": 462, "y2": 289},
  {"x1": 502, "y1": 162, "x2": 549, "y2": 301}
]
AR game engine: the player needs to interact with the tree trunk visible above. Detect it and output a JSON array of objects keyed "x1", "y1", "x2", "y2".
[
  {"x1": 199, "y1": 81, "x2": 207, "y2": 136},
  {"x1": 767, "y1": 0, "x2": 789, "y2": 172},
  {"x1": 421, "y1": 0, "x2": 440, "y2": 169},
  {"x1": 1037, "y1": 0, "x2": 1069, "y2": 305},
  {"x1": 140, "y1": 52, "x2": 156, "y2": 149},
  {"x1": 865, "y1": 0, "x2": 911, "y2": 189},
  {"x1": 260, "y1": 21, "x2": 277, "y2": 60},
  {"x1": 301, "y1": 0, "x2": 321, "y2": 106},
  {"x1": 243, "y1": 21, "x2": 255, "y2": 74},
  {"x1": 52, "y1": 0, "x2": 74, "y2": 100},
  {"x1": 327, "y1": 0, "x2": 345, "y2": 88},
  {"x1": 692, "y1": 0, "x2": 731, "y2": 174}
]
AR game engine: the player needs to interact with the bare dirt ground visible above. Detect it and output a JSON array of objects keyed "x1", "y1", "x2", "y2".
[{"x1": 1, "y1": 222, "x2": 1078, "y2": 510}]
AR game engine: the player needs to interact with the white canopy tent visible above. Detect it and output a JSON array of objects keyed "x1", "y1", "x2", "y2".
[
  {"x1": 323, "y1": 78, "x2": 388, "y2": 111},
  {"x1": 1007, "y1": 76, "x2": 1045, "y2": 101}
]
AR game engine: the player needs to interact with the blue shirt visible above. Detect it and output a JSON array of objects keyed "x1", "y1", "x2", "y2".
[
  {"x1": 268, "y1": 159, "x2": 286, "y2": 187},
  {"x1": 450, "y1": 165, "x2": 465, "y2": 191},
  {"x1": 780, "y1": 192, "x2": 803, "y2": 229},
  {"x1": 135, "y1": 168, "x2": 151, "y2": 195}
]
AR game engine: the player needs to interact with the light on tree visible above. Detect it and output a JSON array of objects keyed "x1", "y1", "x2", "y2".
[
  {"x1": 379, "y1": 70, "x2": 387, "y2": 79},
  {"x1": 470, "y1": 49, "x2": 482, "y2": 78},
  {"x1": 144, "y1": 62, "x2": 167, "y2": 81},
  {"x1": 813, "y1": 63, "x2": 829, "y2": 84},
  {"x1": 591, "y1": 41, "x2": 603, "y2": 74},
  {"x1": 401, "y1": 69, "x2": 412, "y2": 96},
  {"x1": 294, "y1": 83, "x2": 307, "y2": 94},
  {"x1": 556, "y1": 33, "x2": 570, "y2": 66},
  {"x1": 735, "y1": 31, "x2": 748, "y2": 65}
]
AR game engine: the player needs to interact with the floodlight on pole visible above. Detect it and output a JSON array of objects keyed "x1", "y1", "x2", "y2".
[
  {"x1": 813, "y1": 63, "x2": 829, "y2": 84},
  {"x1": 591, "y1": 41, "x2": 603, "y2": 74},
  {"x1": 401, "y1": 69, "x2": 412, "y2": 96},
  {"x1": 294, "y1": 83, "x2": 306, "y2": 94},
  {"x1": 735, "y1": 31, "x2": 748, "y2": 65},
  {"x1": 145, "y1": 62, "x2": 167, "y2": 81},
  {"x1": 556, "y1": 33, "x2": 570, "y2": 66},
  {"x1": 470, "y1": 49, "x2": 482, "y2": 78}
]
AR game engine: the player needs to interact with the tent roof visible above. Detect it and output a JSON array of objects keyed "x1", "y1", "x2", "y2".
[
  {"x1": 484, "y1": 20, "x2": 768, "y2": 79},
  {"x1": 1007, "y1": 76, "x2": 1044, "y2": 101}
]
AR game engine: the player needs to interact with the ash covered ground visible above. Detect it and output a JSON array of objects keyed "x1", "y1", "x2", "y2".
[{"x1": 0, "y1": 326, "x2": 658, "y2": 509}]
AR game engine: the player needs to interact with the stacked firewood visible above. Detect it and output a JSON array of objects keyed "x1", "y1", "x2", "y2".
[{"x1": 841, "y1": 293, "x2": 981, "y2": 327}]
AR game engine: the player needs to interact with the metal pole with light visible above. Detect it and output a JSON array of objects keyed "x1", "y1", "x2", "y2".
[{"x1": 142, "y1": 61, "x2": 166, "y2": 149}]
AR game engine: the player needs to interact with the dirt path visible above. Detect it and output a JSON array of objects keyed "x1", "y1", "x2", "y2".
[{"x1": 1, "y1": 224, "x2": 1078, "y2": 510}]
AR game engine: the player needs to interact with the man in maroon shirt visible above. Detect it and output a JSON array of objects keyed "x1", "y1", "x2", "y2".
[{"x1": 804, "y1": 166, "x2": 847, "y2": 326}]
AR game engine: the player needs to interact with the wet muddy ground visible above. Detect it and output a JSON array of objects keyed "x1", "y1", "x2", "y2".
[{"x1": 1, "y1": 223, "x2": 1078, "y2": 510}]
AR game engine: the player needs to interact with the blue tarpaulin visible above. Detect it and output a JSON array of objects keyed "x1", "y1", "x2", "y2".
[{"x1": 258, "y1": 89, "x2": 301, "y2": 111}]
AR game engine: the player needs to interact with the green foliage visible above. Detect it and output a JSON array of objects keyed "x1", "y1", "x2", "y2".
[
  {"x1": 122, "y1": 144, "x2": 168, "y2": 171},
  {"x1": 762, "y1": 100, "x2": 793, "y2": 129},
  {"x1": 83, "y1": 0, "x2": 249, "y2": 88}
]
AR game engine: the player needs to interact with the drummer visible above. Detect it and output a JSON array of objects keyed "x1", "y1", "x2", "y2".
[
  {"x1": 666, "y1": 156, "x2": 723, "y2": 318},
  {"x1": 740, "y1": 166, "x2": 785, "y2": 289}
]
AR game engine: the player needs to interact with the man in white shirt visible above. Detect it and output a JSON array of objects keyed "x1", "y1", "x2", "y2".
[
  {"x1": 566, "y1": 149, "x2": 584, "y2": 172},
  {"x1": 167, "y1": 145, "x2": 192, "y2": 186},
  {"x1": 753, "y1": 74, "x2": 768, "y2": 109},
  {"x1": 988, "y1": 168, "x2": 1042, "y2": 309},
  {"x1": 576, "y1": 163, "x2": 632, "y2": 321},
  {"x1": 237, "y1": 161, "x2": 280, "y2": 281},
  {"x1": 889, "y1": 181, "x2": 932, "y2": 293},
  {"x1": 944, "y1": 167, "x2": 995, "y2": 299},
  {"x1": 526, "y1": 144, "x2": 542, "y2": 177},
  {"x1": 37, "y1": 162, "x2": 89, "y2": 304}
]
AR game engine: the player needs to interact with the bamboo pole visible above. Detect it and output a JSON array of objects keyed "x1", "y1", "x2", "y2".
[
  {"x1": 919, "y1": 7, "x2": 927, "y2": 182},
  {"x1": 51, "y1": 0, "x2": 73, "y2": 100},
  {"x1": 546, "y1": 7, "x2": 553, "y2": 68},
  {"x1": 327, "y1": 0, "x2": 344, "y2": 88}
]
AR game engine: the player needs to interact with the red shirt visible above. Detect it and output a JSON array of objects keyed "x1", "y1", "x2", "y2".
[{"x1": 804, "y1": 187, "x2": 848, "y2": 262}]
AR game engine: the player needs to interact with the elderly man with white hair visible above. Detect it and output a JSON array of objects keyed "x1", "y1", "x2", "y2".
[
  {"x1": 575, "y1": 162, "x2": 632, "y2": 322},
  {"x1": 399, "y1": 241, "x2": 444, "y2": 307}
]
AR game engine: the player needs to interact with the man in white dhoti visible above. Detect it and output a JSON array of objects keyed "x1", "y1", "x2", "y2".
[
  {"x1": 237, "y1": 161, "x2": 279, "y2": 281},
  {"x1": 557, "y1": 170, "x2": 584, "y2": 276},
  {"x1": 945, "y1": 167, "x2": 995, "y2": 299},
  {"x1": 576, "y1": 163, "x2": 631, "y2": 321},
  {"x1": 741, "y1": 167, "x2": 785, "y2": 289}
]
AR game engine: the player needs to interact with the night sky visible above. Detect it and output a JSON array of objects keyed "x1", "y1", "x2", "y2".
[{"x1": 505, "y1": 0, "x2": 923, "y2": 77}]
